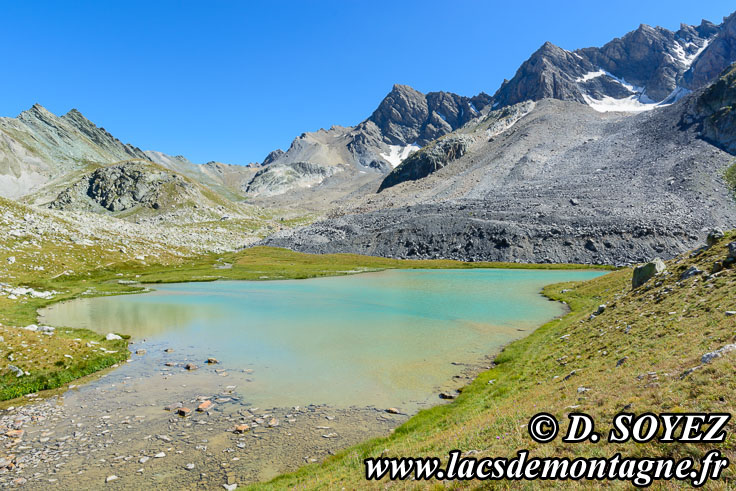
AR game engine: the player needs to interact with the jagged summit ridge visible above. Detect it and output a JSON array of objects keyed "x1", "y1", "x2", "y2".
[{"x1": 493, "y1": 14, "x2": 735, "y2": 113}]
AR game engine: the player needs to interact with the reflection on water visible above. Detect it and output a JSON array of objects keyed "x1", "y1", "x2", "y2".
[{"x1": 40, "y1": 269, "x2": 604, "y2": 408}]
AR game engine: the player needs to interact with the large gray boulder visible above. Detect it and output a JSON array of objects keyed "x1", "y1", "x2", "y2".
[{"x1": 632, "y1": 258, "x2": 666, "y2": 288}]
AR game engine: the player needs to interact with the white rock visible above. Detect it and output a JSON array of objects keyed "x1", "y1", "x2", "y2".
[
  {"x1": 105, "y1": 333, "x2": 123, "y2": 341},
  {"x1": 154, "y1": 452, "x2": 165, "y2": 458},
  {"x1": 106, "y1": 475, "x2": 118, "y2": 483}
]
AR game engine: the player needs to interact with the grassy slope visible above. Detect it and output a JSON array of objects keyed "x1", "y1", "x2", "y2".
[
  {"x1": 252, "y1": 235, "x2": 736, "y2": 489},
  {"x1": 0, "y1": 242, "x2": 611, "y2": 402}
]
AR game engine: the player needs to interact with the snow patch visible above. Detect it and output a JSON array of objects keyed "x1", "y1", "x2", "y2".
[
  {"x1": 582, "y1": 94, "x2": 658, "y2": 113},
  {"x1": 379, "y1": 144, "x2": 421, "y2": 168},
  {"x1": 579, "y1": 69, "x2": 684, "y2": 113},
  {"x1": 575, "y1": 70, "x2": 606, "y2": 82},
  {"x1": 672, "y1": 39, "x2": 710, "y2": 68}
]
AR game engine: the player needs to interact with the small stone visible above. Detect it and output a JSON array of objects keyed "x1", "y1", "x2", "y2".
[
  {"x1": 105, "y1": 333, "x2": 122, "y2": 341},
  {"x1": 106, "y1": 475, "x2": 118, "y2": 483},
  {"x1": 234, "y1": 424, "x2": 250, "y2": 433},
  {"x1": 267, "y1": 418, "x2": 279, "y2": 427},
  {"x1": 139, "y1": 456, "x2": 150, "y2": 464},
  {"x1": 6, "y1": 429, "x2": 24, "y2": 439},
  {"x1": 135, "y1": 349, "x2": 146, "y2": 355},
  {"x1": 223, "y1": 484, "x2": 237, "y2": 491},
  {"x1": 206, "y1": 358, "x2": 219, "y2": 364},
  {"x1": 385, "y1": 408, "x2": 401, "y2": 414},
  {"x1": 726, "y1": 311, "x2": 736, "y2": 316},
  {"x1": 164, "y1": 348, "x2": 174, "y2": 353},
  {"x1": 680, "y1": 266, "x2": 703, "y2": 280},
  {"x1": 439, "y1": 392, "x2": 456, "y2": 400},
  {"x1": 185, "y1": 463, "x2": 195, "y2": 470},
  {"x1": 185, "y1": 363, "x2": 198, "y2": 370},
  {"x1": 177, "y1": 407, "x2": 192, "y2": 417},
  {"x1": 154, "y1": 452, "x2": 166, "y2": 458},
  {"x1": 197, "y1": 401, "x2": 214, "y2": 412}
]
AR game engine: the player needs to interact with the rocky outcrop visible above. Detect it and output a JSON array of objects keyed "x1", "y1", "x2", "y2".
[
  {"x1": 682, "y1": 12, "x2": 736, "y2": 90},
  {"x1": 379, "y1": 135, "x2": 473, "y2": 191},
  {"x1": 244, "y1": 161, "x2": 341, "y2": 197},
  {"x1": 693, "y1": 63, "x2": 736, "y2": 153},
  {"x1": 50, "y1": 161, "x2": 198, "y2": 213}
]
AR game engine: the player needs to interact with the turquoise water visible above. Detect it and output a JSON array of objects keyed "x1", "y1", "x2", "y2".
[{"x1": 40, "y1": 269, "x2": 604, "y2": 409}]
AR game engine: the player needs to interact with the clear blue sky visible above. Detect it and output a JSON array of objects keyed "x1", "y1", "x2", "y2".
[{"x1": 1, "y1": 1, "x2": 733, "y2": 164}]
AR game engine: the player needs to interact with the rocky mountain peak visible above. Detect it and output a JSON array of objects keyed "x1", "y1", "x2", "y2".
[
  {"x1": 262, "y1": 149, "x2": 285, "y2": 166},
  {"x1": 367, "y1": 84, "x2": 429, "y2": 145},
  {"x1": 493, "y1": 12, "x2": 731, "y2": 111},
  {"x1": 366, "y1": 84, "x2": 488, "y2": 146},
  {"x1": 18, "y1": 103, "x2": 58, "y2": 124}
]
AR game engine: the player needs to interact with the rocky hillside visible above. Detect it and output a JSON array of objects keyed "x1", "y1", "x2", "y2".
[
  {"x1": 262, "y1": 89, "x2": 736, "y2": 265},
  {"x1": 0, "y1": 105, "x2": 147, "y2": 198},
  {"x1": 247, "y1": 85, "x2": 492, "y2": 199},
  {"x1": 49, "y1": 161, "x2": 204, "y2": 214}
]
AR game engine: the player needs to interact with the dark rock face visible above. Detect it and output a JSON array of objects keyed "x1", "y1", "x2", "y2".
[
  {"x1": 683, "y1": 13, "x2": 736, "y2": 90},
  {"x1": 687, "y1": 63, "x2": 736, "y2": 153},
  {"x1": 51, "y1": 162, "x2": 194, "y2": 212},
  {"x1": 363, "y1": 84, "x2": 491, "y2": 146},
  {"x1": 379, "y1": 135, "x2": 472, "y2": 191},
  {"x1": 493, "y1": 42, "x2": 596, "y2": 107}
]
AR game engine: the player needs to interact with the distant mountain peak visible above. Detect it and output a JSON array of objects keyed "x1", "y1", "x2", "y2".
[{"x1": 493, "y1": 11, "x2": 735, "y2": 111}]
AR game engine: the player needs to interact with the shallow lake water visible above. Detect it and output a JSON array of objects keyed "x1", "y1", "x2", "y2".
[{"x1": 40, "y1": 269, "x2": 604, "y2": 409}]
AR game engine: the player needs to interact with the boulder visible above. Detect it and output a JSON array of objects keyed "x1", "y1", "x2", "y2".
[
  {"x1": 707, "y1": 228, "x2": 724, "y2": 246},
  {"x1": 632, "y1": 258, "x2": 666, "y2": 288}
]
